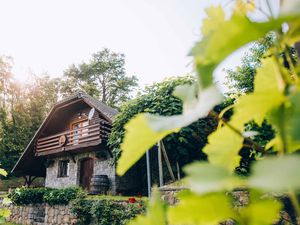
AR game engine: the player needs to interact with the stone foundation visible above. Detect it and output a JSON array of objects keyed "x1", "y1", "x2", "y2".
[
  {"x1": 5, "y1": 203, "x2": 76, "y2": 225},
  {"x1": 45, "y1": 204, "x2": 76, "y2": 225}
]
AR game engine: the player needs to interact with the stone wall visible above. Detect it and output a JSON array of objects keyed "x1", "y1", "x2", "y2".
[
  {"x1": 5, "y1": 203, "x2": 76, "y2": 225},
  {"x1": 6, "y1": 204, "x2": 45, "y2": 225},
  {"x1": 45, "y1": 204, "x2": 76, "y2": 225},
  {"x1": 45, "y1": 151, "x2": 116, "y2": 194}
]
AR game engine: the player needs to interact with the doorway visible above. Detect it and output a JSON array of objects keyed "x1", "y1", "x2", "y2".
[{"x1": 79, "y1": 158, "x2": 94, "y2": 191}]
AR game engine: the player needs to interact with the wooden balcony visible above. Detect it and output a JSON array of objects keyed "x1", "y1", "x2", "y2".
[{"x1": 35, "y1": 120, "x2": 111, "y2": 156}]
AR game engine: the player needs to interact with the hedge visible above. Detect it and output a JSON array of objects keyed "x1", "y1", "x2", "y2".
[
  {"x1": 72, "y1": 197, "x2": 146, "y2": 225},
  {"x1": 8, "y1": 187, "x2": 83, "y2": 205}
]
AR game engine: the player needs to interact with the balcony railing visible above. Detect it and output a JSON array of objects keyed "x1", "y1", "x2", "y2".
[{"x1": 35, "y1": 120, "x2": 111, "y2": 156}]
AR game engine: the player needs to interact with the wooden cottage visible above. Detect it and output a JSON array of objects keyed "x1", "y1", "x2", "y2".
[{"x1": 12, "y1": 92, "x2": 138, "y2": 194}]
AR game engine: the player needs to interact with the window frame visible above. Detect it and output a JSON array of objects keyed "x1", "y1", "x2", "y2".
[{"x1": 57, "y1": 160, "x2": 70, "y2": 178}]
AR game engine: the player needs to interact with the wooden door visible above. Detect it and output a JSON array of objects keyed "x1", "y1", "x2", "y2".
[{"x1": 79, "y1": 158, "x2": 94, "y2": 191}]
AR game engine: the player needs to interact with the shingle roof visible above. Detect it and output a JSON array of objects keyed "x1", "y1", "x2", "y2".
[{"x1": 55, "y1": 91, "x2": 118, "y2": 121}]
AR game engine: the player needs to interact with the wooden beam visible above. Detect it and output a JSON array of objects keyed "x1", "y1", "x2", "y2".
[
  {"x1": 158, "y1": 142, "x2": 163, "y2": 187},
  {"x1": 161, "y1": 141, "x2": 176, "y2": 182}
]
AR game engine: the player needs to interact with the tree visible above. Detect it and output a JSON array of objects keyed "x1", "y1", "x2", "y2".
[
  {"x1": 225, "y1": 33, "x2": 275, "y2": 94},
  {"x1": 63, "y1": 48, "x2": 138, "y2": 108},
  {"x1": 0, "y1": 72, "x2": 60, "y2": 174},
  {"x1": 0, "y1": 56, "x2": 13, "y2": 109}
]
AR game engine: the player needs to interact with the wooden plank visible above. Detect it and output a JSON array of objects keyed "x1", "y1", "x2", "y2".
[
  {"x1": 65, "y1": 140, "x2": 102, "y2": 152},
  {"x1": 37, "y1": 144, "x2": 61, "y2": 152},
  {"x1": 68, "y1": 131, "x2": 100, "y2": 142},
  {"x1": 38, "y1": 137, "x2": 59, "y2": 145},
  {"x1": 37, "y1": 141, "x2": 60, "y2": 148},
  {"x1": 161, "y1": 141, "x2": 176, "y2": 182},
  {"x1": 38, "y1": 123, "x2": 99, "y2": 142},
  {"x1": 67, "y1": 135, "x2": 100, "y2": 146},
  {"x1": 67, "y1": 127, "x2": 100, "y2": 139},
  {"x1": 158, "y1": 141, "x2": 164, "y2": 187},
  {"x1": 36, "y1": 140, "x2": 102, "y2": 156},
  {"x1": 36, "y1": 147, "x2": 64, "y2": 156}
]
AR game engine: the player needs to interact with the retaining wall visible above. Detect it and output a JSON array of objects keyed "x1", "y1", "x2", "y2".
[{"x1": 5, "y1": 203, "x2": 76, "y2": 225}]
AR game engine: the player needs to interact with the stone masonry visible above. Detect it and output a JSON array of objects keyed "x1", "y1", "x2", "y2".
[
  {"x1": 45, "y1": 151, "x2": 116, "y2": 194},
  {"x1": 5, "y1": 203, "x2": 77, "y2": 225}
]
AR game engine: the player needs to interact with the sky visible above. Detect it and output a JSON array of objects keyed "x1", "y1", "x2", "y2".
[{"x1": 0, "y1": 0, "x2": 277, "y2": 88}]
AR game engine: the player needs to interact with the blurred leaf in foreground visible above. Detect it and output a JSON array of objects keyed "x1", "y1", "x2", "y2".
[
  {"x1": 184, "y1": 162, "x2": 243, "y2": 194},
  {"x1": 128, "y1": 189, "x2": 166, "y2": 225},
  {"x1": 239, "y1": 198, "x2": 282, "y2": 225},
  {"x1": 203, "y1": 126, "x2": 243, "y2": 172},
  {"x1": 249, "y1": 155, "x2": 300, "y2": 192},
  {"x1": 168, "y1": 191, "x2": 234, "y2": 225}
]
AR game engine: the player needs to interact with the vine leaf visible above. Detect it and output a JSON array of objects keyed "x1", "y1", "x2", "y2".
[
  {"x1": 128, "y1": 189, "x2": 166, "y2": 225},
  {"x1": 117, "y1": 85, "x2": 222, "y2": 175},
  {"x1": 289, "y1": 92, "x2": 300, "y2": 151},
  {"x1": 0, "y1": 169, "x2": 7, "y2": 177},
  {"x1": 248, "y1": 155, "x2": 300, "y2": 192},
  {"x1": 168, "y1": 191, "x2": 234, "y2": 225},
  {"x1": 117, "y1": 113, "x2": 177, "y2": 176},
  {"x1": 231, "y1": 58, "x2": 285, "y2": 130},
  {"x1": 184, "y1": 162, "x2": 243, "y2": 194},
  {"x1": 203, "y1": 126, "x2": 243, "y2": 172},
  {"x1": 147, "y1": 86, "x2": 222, "y2": 132},
  {"x1": 193, "y1": 7, "x2": 289, "y2": 87},
  {"x1": 239, "y1": 199, "x2": 282, "y2": 225}
]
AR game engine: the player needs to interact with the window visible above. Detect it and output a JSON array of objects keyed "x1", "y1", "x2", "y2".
[
  {"x1": 58, "y1": 160, "x2": 70, "y2": 177},
  {"x1": 71, "y1": 120, "x2": 89, "y2": 145}
]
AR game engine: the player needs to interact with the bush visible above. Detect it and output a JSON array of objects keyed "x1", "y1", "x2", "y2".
[
  {"x1": 8, "y1": 186, "x2": 82, "y2": 205},
  {"x1": 8, "y1": 187, "x2": 50, "y2": 205},
  {"x1": 71, "y1": 193, "x2": 93, "y2": 225},
  {"x1": 71, "y1": 197, "x2": 146, "y2": 225},
  {"x1": 44, "y1": 187, "x2": 83, "y2": 205}
]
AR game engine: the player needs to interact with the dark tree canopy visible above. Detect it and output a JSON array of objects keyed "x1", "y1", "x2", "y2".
[{"x1": 62, "y1": 48, "x2": 138, "y2": 108}]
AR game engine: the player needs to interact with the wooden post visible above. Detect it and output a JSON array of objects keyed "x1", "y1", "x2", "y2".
[
  {"x1": 176, "y1": 161, "x2": 181, "y2": 180},
  {"x1": 158, "y1": 142, "x2": 163, "y2": 187},
  {"x1": 146, "y1": 150, "x2": 151, "y2": 197},
  {"x1": 161, "y1": 141, "x2": 176, "y2": 182}
]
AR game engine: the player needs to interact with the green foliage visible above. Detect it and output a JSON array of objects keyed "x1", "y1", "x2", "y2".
[
  {"x1": 0, "y1": 167, "x2": 10, "y2": 223},
  {"x1": 71, "y1": 196, "x2": 146, "y2": 225},
  {"x1": 117, "y1": 1, "x2": 300, "y2": 225},
  {"x1": 62, "y1": 48, "x2": 138, "y2": 108},
  {"x1": 8, "y1": 187, "x2": 49, "y2": 205},
  {"x1": 225, "y1": 33, "x2": 275, "y2": 94},
  {"x1": 8, "y1": 187, "x2": 82, "y2": 205},
  {"x1": 43, "y1": 187, "x2": 83, "y2": 205}
]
